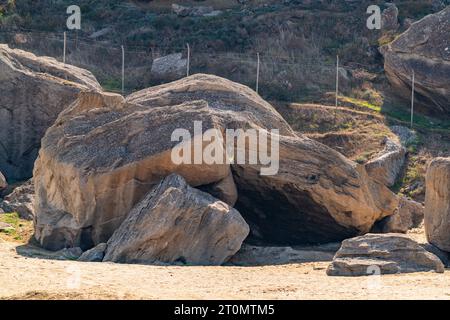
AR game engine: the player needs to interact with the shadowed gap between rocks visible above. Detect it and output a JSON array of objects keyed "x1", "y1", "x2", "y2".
[{"x1": 231, "y1": 166, "x2": 359, "y2": 246}]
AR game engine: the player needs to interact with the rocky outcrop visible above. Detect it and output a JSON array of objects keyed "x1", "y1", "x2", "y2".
[
  {"x1": 34, "y1": 74, "x2": 399, "y2": 251},
  {"x1": 0, "y1": 45, "x2": 102, "y2": 181},
  {"x1": 103, "y1": 174, "x2": 249, "y2": 265},
  {"x1": 365, "y1": 138, "x2": 406, "y2": 187},
  {"x1": 381, "y1": 7, "x2": 450, "y2": 114},
  {"x1": 425, "y1": 157, "x2": 450, "y2": 251},
  {"x1": 0, "y1": 179, "x2": 34, "y2": 220},
  {"x1": 0, "y1": 171, "x2": 6, "y2": 191},
  {"x1": 377, "y1": 197, "x2": 424, "y2": 233},
  {"x1": 381, "y1": 3, "x2": 399, "y2": 32},
  {"x1": 327, "y1": 233, "x2": 444, "y2": 276}
]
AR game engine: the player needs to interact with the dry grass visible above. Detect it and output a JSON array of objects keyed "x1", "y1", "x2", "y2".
[{"x1": 275, "y1": 103, "x2": 395, "y2": 162}]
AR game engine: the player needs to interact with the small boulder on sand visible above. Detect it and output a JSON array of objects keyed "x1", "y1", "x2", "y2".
[
  {"x1": 327, "y1": 233, "x2": 444, "y2": 276},
  {"x1": 78, "y1": 243, "x2": 107, "y2": 262}
]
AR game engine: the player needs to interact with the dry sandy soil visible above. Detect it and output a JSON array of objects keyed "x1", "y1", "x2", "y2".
[{"x1": 1, "y1": 227, "x2": 450, "y2": 300}]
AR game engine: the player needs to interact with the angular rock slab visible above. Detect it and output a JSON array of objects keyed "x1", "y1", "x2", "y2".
[
  {"x1": 365, "y1": 138, "x2": 406, "y2": 187},
  {"x1": 103, "y1": 174, "x2": 250, "y2": 265},
  {"x1": 425, "y1": 157, "x2": 450, "y2": 252},
  {"x1": 381, "y1": 7, "x2": 450, "y2": 114},
  {"x1": 327, "y1": 233, "x2": 444, "y2": 276},
  {"x1": 0, "y1": 45, "x2": 102, "y2": 180}
]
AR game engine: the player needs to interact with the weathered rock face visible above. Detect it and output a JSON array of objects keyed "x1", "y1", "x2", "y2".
[
  {"x1": 327, "y1": 234, "x2": 444, "y2": 276},
  {"x1": 126, "y1": 73, "x2": 295, "y2": 136},
  {"x1": 0, "y1": 45, "x2": 102, "y2": 181},
  {"x1": 34, "y1": 74, "x2": 399, "y2": 250},
  {"x1": 376, "y1": 197, "x2": 424, "y2": 233},
  {"x1": 0, "y1": 179, "x2": 34, "y2": 220},
  {"x1": 425, "y1": 157, "x2": 450, "y2": 251},
  {"x1": 0, "y1": 171, "x2": 6, "y2": 191},
  {"x1": 33, "y1": 92, "x2": 233, "y2": 250},
  {"x1": 365, "y1": 138, "x2": 406, "y2": 187},
  {"x1": 381, "y1": 7, "x2": 450, "y2": 114},
  {"x1": 103, "y1": 174, "x2": 249, "y2": 265}
]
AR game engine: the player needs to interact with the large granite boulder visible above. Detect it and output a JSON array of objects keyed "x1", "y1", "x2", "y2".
[
  {"x1": 381, "y1": 7, "x2": 450, "y2": 114},
  {"x1": 34, "y1": 74, "x2": 399, "y2": 250},
  {"x1": 0, "y1": 45, "x2": 102, "y2": 181},
  {"x1": 103, "y1": 174, "x2": 249, "y2": 265},
  {"x1": 425, "y1": 157, "x2": 450, "y2": 251},
  {"x1": 327, "y1": 233, "x2": 444, "y2": 276}
]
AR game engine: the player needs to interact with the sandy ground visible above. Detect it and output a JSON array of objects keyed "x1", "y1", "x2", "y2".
[{"x1": 1, "y1": 231, "x2": 450, "y2": 300}]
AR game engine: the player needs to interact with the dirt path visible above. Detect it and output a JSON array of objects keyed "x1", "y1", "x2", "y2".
[{"x1": 1, "y1": 239, "x2": 450, "y2": 300}]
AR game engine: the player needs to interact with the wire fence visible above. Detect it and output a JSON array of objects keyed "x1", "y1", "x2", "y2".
[{"x1": 0, "y1": 29, "x2": 381, "y2": 103}]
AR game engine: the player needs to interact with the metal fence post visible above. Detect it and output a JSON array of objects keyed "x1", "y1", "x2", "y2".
[
  {"x1": 63, "y1": 31, "x2": 67, "y2": 65},
  {"x1": 121, "y1": 45, "x2": 125, "y2": 95},
  {"x1": 256, "y1": 52, "x2": 260, "y2": 94},
  {"x1": 411, "y1": 70, "x2": 415, "y2": 128},
  {"x1": 186, "y1": 43, "x2": 190, "y2": 77}
]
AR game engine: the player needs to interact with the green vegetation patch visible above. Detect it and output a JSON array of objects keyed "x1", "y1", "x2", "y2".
[{"x1": 0, "y1": 212, "x2": 33, "y2": 242}]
